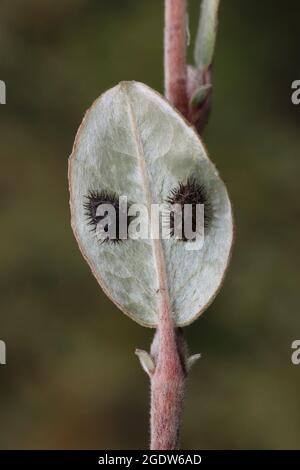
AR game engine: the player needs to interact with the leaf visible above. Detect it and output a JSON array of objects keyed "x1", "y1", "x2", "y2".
[
  {"x1": 194, "y1": 0, "x2": 220, "y2": 69},
  {"x1": 135, "y1": 349, "x2": 156, "y2": 376},
  {"x1": 190, "y1": 83, "x2": 212, "y2": 108},
  {"x1": 68, "y1": 81, "x2": 233, "y2": 327}
]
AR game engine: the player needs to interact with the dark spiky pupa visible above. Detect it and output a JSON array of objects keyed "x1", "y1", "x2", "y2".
[
  {"x1": 84, "y1": 190, "x2": 128, "y2": 244},
  {"x1": 166, "y1": 177, "x2": 213, "y2": 241}
]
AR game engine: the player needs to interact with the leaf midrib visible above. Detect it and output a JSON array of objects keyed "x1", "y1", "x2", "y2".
[{"x1": 124, "y1": 86, "x2": 172, "y2": 321}]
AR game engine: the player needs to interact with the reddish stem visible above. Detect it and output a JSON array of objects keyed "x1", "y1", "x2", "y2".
[
  {"x1": 147, "y1": 0, "x2": 189, "y2": 451},
  {"x1": 150, "y1": 298, "x2": 186, "y2": 450},
  {"x1": 164, "y1": 0, "x2": 188, "y2": 117}
]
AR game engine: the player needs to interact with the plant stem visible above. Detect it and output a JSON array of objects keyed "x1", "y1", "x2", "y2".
[
  {"x1": 150, "y1": 303, "x2": 186, "y2": 450},
  {"x1": 164, "y1": 0, "x2": 189, "y2": 117},
  {"x1": 145, "y1": 0, "x2": 189, "y2": 451}
]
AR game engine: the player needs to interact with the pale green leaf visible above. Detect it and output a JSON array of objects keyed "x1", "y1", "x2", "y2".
[
  {"x1": 69, "y1": 81, "x2": 233, "y2": 327},
  {"x1": 194, "y1": 0, "x2": 220, "y2": 68}
]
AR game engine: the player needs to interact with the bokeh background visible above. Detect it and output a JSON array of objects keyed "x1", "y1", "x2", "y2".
[{"x1": 0, "y1": 0, "x2": 300, "y2": 449}]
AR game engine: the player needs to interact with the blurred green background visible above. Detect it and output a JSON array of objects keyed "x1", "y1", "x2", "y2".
[{"x1": 0, "y1": 0, "x2": 300, "y2": 449}]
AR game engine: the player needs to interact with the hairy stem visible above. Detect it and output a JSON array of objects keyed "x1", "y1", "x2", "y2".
[
  {"x1": 164, "y1": 0, "x2": 188, "y2": 117},
  {"x1": 150, "y1": 313, "x2": 186, "y2": 450},
  {"x1": 146, "y1": 0, "x2": 189, "y2": 451}
]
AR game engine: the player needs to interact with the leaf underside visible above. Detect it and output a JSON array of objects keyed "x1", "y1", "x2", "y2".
[{"x1": 69, "y1": 81, "x2": 233, "y2": 327}]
